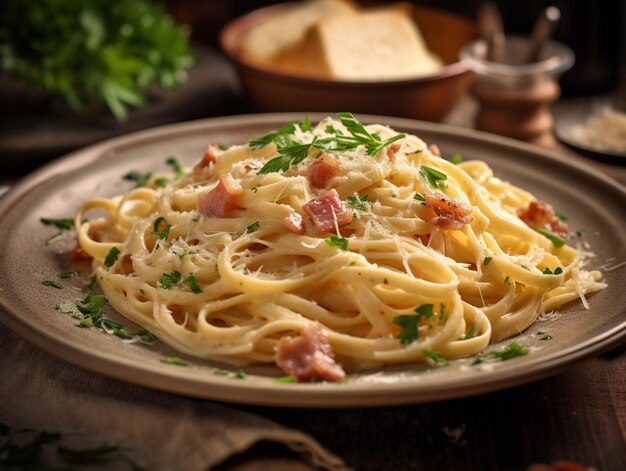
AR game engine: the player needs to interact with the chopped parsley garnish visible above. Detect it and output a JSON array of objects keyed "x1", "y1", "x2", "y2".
[
  {"x1": 347, "y1": 194, "x2": 371, "y2": 211},
  {"x1": 166, "y1": 156, "x2": 186, "y2": 178},
  {"x1": 472, "y1": 342, "x2": 528, "y2": 365},
  {"x1": 450, "y1": 153, "x2": 463, "y2": 165},
  {"x1": 251, "y1": 184, "x2": 260, "y2": 193},
  {"x1": 45, "y1": 232, "x2": 64, "y2": 245},
  {"x1": 324, "y1": 235, "x2": 349, "y2": 251},
  {"x1": 575, "y1": 228, "x2": 585, "y2": 238},
  {"x1": 540, "y1": 334, "x2": 553, "y2": 340},
  {"x1": 555, "y1": 211, "x2": 568, "y2": 221},
  {"x1": 213, "y1": 368, "x2": 230, "y2": 376},
  {"x1": 393, "y1": 304, "x2": 435, "y2": 345},
  {"x1": 212, "y1": 368, "x2": 247, "y2": 379},
  {"x1": 158, "y1": 270, "x2": 182, "y2": 289},
  {"x1": 460, "y1": 323, "x2": 477, "y2": 340},
  {"x1": 58, "y1": 270, "x2": 80, "y2": 279},
  {"x1": 152, "y1": 216, "x2": 172, "y2": 240},
  {"x1": 439, "y1": 304, "x2": 448, "y2": 325},
  {"x1": 424, "y1": 349, "x2": 449, "y2": 366},
  {"x1": 258, "y1": 136, "x2": 319, "y2": 174},
  {"x1": 123, "y1": 170, "x2": 152, "y2": 188},
  {"x1": 275, "y1": 375, "x2": 298, "y2": 384},
  {"x1": 234, "y1": 369, "x2": 247, "y2": 379},
  {"x1": 483, "y1": 257, "x2": 493, "y2": 266},
  {"x1": 249, "y1": 120, "x2": 303, "y2": 149},
  {"x1": 419, "y1": 166, "x2": 448, "y2": 190},
  {"x1": 537, "y1": 228, "x2": 567, "y2": 248},
  {"x1": 58, "y1": 295, "x2": 156, "y2": 343},
  {"x1": 85, "y1": 274, "x2": 98, "y2": 290},
  {"x1": 256, "y1": 113, "x2": 405, "y2": 174},
  {"x1": 504, "y1": 275, "x2": 511, "y2": 285},
  {"x1": 246, "y1": 221, "x2": 260, "y2": 233},
  {"x1": 413, "y1": 192, "x2": 426, "y2": 205},
  {"x1": 185, "y1": 272, "x2": 202, "y2": 293},
  {"x1": 40, "y1": 217, "x2": 74, "y2": 230},
  {"x1": 160, "y1": 357, "x2": 189, "y2": 366},
  {"x1": 42, "y1": 280, "x2": 63, "y2": 289},
  {"x1": 155, "y1": 177, "x2": 169, "y2": 187},
  {"x1": 104, "y1": 247, "x2": 120, "y2": 267},
  {"x1": 543, "y1": 267, "x2": 563, "y2": 275}
]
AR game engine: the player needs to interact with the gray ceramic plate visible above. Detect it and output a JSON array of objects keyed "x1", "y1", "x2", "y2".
[{"x1": 0, "y1": 114, "x2": 624, "y2": 407}]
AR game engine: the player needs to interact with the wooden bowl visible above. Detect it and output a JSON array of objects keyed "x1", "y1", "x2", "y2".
[{"x1": 220, "y1": 4, "x2": 478, "y2": 121}]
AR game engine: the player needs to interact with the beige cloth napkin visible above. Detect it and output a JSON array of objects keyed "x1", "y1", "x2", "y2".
[{"x1": 0, "y1": 324, "x2": 349, "y2": 471}]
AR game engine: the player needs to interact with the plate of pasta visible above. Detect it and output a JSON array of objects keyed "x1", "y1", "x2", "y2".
[{"x1": 0, "y1": 113, "x2": 624, "y2": 407}]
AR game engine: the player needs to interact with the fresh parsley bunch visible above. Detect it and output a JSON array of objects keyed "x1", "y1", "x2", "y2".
[{"x1": 0, "y1": 0, "x2": 195, "y2": 120}]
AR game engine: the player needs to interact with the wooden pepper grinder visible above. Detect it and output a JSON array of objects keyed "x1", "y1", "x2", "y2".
[
  {"x1": 471, "y1": 74, "x2": 561, "y2": 147},
  {"x1": 461, "y1": 5, "x2": 573, "y2": 148}
]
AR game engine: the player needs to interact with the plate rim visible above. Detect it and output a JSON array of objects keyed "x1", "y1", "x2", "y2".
[{"x1": 1, "y1": 113, "x2": 625, "y2": 407}]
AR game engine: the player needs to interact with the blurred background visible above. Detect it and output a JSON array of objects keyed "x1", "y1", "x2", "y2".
[{"x1": 1, "y1": 0, "x2": 624, "y2": 171}]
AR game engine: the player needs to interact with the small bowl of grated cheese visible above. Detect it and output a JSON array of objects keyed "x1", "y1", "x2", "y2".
[{"x1": 554, "y1": 98, "x2": 626, "y2": 165}]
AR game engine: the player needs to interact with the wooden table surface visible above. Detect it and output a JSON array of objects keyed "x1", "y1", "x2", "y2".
[{"x1": 1, "y1": 97, "x2": 625, "y2": 471}]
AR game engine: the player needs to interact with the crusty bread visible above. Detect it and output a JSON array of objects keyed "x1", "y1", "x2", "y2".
[
  {"x1": 240, "y1": 0, "x2": 359, "y2": 65},
  {"x1": 302, "y1": 8, "x2": 443, "y2": 80}
]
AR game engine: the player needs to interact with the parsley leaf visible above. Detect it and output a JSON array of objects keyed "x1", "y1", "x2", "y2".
[
  {"x1": 84, "y1": 274, "x2": 98, "y2": 290},
  {"x1": 555, "y1": 211, "x2": 568, "y2": 221},
  {"x1": 249, "y1": 121, "x2": 302, "y2": 149},
  {"x1": 347, "y1": 194, "x2": 370, "y2": 211},
  {"x1": 325, "y1": 235, "x2": 349, "y2": 251},
  {"x1": 246, "y1": 221, "x2": 260, "y2": 233},
  {"x1": 185, "y1": 272, "x2": 202, "y2": 293},
  {"x1": 472, "y1": 342, "x2": 528, "y2": 365},
  {"x1": 483, "y1": 257, "x2": 493, "y2": 266},
  {"x1": 166, "y1": 157, "x2": 186, "y2": 178},
  {"x1": 58, "y1": 270, "x2": 80, "y2": 279},
  {"x1": 424, "y1": 349, "x2": 449, "y2": 366},
  {"x1": 419, "y1": 166, "x2": 448, "y2": 190},
  {"x1": 393, "y1": 304, "x2": 435, "y2": 345},
  {"x1": 40, "y1": 217, "x2": 74, "y2": 230},
  {"x1": 414, "y1": 192, "x2": 426, "y2": 205},
  {"x1": 45, "y1": 232, "x2": 64, "y2": 245},
  {"x1": 158, "y1": 270, "x2": 182, "y2": 289},
  {"x1": 42, "y1": 280, "x2": 63, "y2": 289},
  {"x1": 543, "y1": 267, "x2": 563, "y2": 275},
  {"x1": 155, "y1": 177, "x2": 169, "y2": 187},
  {"x1": 258, "y1": 136, "x2": 318, "y2": 174},
  {"x1": 450, "y1": 154, "x2": 463, "y2": 164},
  {"x1": 537, "y1": 228, "x2": 567, "y2": 248},
  {"x1": 123, "y1": 171, "x2": 152, "y2": 188},
  {"x1": 152, "y1": 216, "x2": 171, "y2": 240},
  {"x1": 275, "y1": 375, "x2": 298, "y2": 384},
  {"x1": 104, "y1": 247, "x2": 120, "y2": 267},
  {"x1": 460, "y1": 323, "x2": 477, "y2": 340},
  {"x1": 256, "y1": 113, "x2": 405, "y2": 174}
]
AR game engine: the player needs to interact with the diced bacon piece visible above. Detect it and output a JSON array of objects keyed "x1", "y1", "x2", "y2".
[
  {"x1": 275, "y1": 324, "x2": 346, "y2": 382},
  {"x1": 197, "y1": 173, "x2": 242, "y2": 217},
  {"x1": 71, "y1": 244, "x2": 92, "y2": 261},
  {"x1": 386, "y1": 143, "x2": 401, "y2": 162},
  {"x1": 424, "y1": 191, "x2": 473, "y2": 230},
  {"x1": 308, "y1": 154, "x2": 339, "y2": 189},
  {"x1": 302, "y1": 189, "x2": 353, "y2": 233},
  {"x1": 428, "y1": 144, "x2": 441, "y2": 156},
  {"x1": 517, "y1": 200, "x2": 569, "y2": 239},
  {"x1": 193, "y1": 144, "x2": 223, "y2": 174},
  {"x1": 417, "y1": 233, "x2": 430, "y2": 245},
  {"x1": 283, "y1": 212, "x2": 305, "y2": 234}
]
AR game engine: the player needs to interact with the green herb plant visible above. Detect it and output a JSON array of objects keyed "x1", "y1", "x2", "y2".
[{"x1": 0, "y1": 0, "x2": 195, "y2": 120}]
